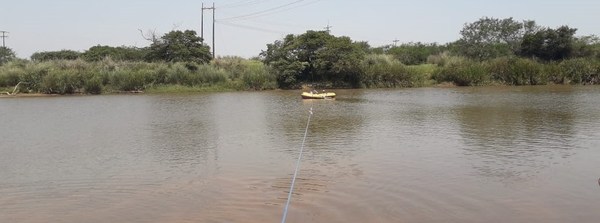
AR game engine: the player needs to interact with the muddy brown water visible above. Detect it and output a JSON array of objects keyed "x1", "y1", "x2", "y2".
[{"x1": 1, "y1": 86, "x2": 600, "y2": 223}]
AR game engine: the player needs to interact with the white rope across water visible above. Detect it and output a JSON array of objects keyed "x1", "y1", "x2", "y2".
[{"x1": 281, "y1": 107, "x2": 313, "y2": 223}]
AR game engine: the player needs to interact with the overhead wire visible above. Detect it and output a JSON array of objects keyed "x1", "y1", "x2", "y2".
[
  {"x1": 216, "y1": 0, "x2": 323, "y2": 34},
  {"x1": 219, "y1": 0, "x2": 274, "y2": 9},
  {"x1": 219, "y1": 0, "x2": 256, "y2": 8},
  {"x1": 216, "y1": 20, "x2": 288, "y2": 34},
  {"x1": 244, "y1": 19, "x2": 311, "y2": 30},
  {"x1": 228, "y1": 0, "x2": 323, "y2": 21},
  {"x1": 219, "y1": 0, "x2": 311, "y2": 22}
]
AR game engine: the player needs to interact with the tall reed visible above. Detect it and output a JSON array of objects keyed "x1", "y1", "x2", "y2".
[
  {"x1": 559, "y1": 58, "x2": 600, "y2": 84},
  {"x1": 487, "y1": 57, "x2": 546, "y2": 85},
  {"x1": 433, "y1": 57, "x2": 489, "y2": 86},
  {"x1": 360, "y1": 54, "x2": 431, "y2": 88}
]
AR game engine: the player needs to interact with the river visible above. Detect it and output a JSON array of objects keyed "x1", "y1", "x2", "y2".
[{"x1": 1, "y1": 86, "x2": 600, "y2": 223}]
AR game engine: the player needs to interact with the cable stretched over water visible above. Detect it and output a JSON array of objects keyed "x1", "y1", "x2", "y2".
[{"x1": 281, "y1": 107, "x2": 313, "y2": 223}]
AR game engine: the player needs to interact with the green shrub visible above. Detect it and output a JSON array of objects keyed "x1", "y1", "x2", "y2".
[
  {"x1": 40, "y1": 70, "x2": 81, "y2": 94},
  {"x1": 488, "y1": 57, "x2": 545, "y2": 85},
  {"x1": 240, "y1": 60, "x2": 277, "y2": 90},
  {"x1": 434, "y1": 59, "x2": 489, "y2": 86},
  {"x1": 559, "y1": 58, "x2": 600, "y2": 84},
  {"x1": 84, "y1": 77, "x2": 103, "y2": 94},
  {"x1": 361, "y1": 54, "x2": 413, "y2": 87},
  {"x1": 543, "y1": 62, "x2": 564, "y2": 84},
  {"x1": 0, "y1": 66, "x2": 24, "y2": 87}
]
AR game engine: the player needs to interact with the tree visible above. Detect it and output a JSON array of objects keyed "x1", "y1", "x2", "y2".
[
  {"x1": 519, "y1": 26, "x2": 577, "y2": 61},
  {"x1": 455, "y1": 17, "x2": 537, "y2": 60},
  {"x1": 82, "y1": 45, "x2": 148, "y2": 62},
  {"x1": 146, "y1": 30, "x2": 212, "y2": 63},
  {"x1": 387, "y1": 42, "x2": 446, "y2": 65},
  {"x1": 572, "y1": 35, "x2": 600, "y2": 59},
  {"x1": 31, "y1": 50, "x2": 81, "y2": 61},
  {"x1": 261, "y1": 30, "x2": 366, "y2": 88},
  {"x1": 0, "y1": 47, "x2": 16, "y2": 65}
]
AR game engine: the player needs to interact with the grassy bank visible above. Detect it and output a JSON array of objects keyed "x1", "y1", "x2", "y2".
[
  {"x1": 1, "y1": 55, "x2": 599, "y2": 95},
  {"x1": 0, "y1": 57, "x2": 277, "y2": 95},
  {"x1": 431, "y1": 56, "x2": 600, "y2": 86},
  {"x1": 360, "y1": 54, "x2": 436, "y2": 88}
]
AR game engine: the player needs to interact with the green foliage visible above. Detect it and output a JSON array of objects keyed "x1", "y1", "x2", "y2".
[
  {"x1": 433, "y1": 58, "x2": 489, "y2": 86},
  {"x1": 212, "y1": 56, "x2": 247, "y2": 79},
  {"x1": 0, "y1": 59, "x2": 262, "y2": 94},
  {"x1": 84, "y1": 77, "x2": 103, "y2": 94},
  {"x1": 519, "y1": 26, "x2": 578, "y2": 61},
  {"x1": 0, "y1": 47, "x2": 16, "y2": 65},
  {"x1": 572, "y1": 35, "x2": 600, "y2": 58},
  {"x1": 41, "y1": 69, "x2": 81, "y2": 94},
  {"x1": 559, "y1": 58, "x2": 600, "y2": 84},
  {"x1": 360, "y1": 54, "x2": 409, "y2": 87},
  {"x1": 82, "y1": 45, "x2": 148, "y2": 62},
  {"x1": 146, "y1": 30, "x2": 212, "y2": 64},
  {"x1": 359, "y1": 54, "x2": 434, "y2": 88},
  {"x1": 388, "y1": 42, "x2": 446, "y2": 65},
  {"x1": 213, "y1": 57, "x2": 277, "y2": 90},
  {"x1": 30, "y1": 50, "x2": 81, "y2": 61},
  {"x1": 0, "y1": 62, "x2": 23, "y2": 86},
  {"x1": 261, "y1": 30, "x2": 366, "y2": 88},
  {"x1": 455, "y1": 17, "x2": 536, "y2": 60},
  {"x1": 489, "y1": 57, "x2": 546, "y2": 85}
]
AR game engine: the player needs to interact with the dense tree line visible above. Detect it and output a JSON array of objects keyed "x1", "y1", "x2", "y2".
[
  {"x1": 259, "y1": 17, "x2": 599, "y2": 88},
  {"x1": 28, "y1": 30, "x2": 212, "y2": 63}
]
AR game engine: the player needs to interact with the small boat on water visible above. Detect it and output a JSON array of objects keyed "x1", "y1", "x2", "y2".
[{"x1": 301, "y1": 91, "x2": 336, "y2": 99}]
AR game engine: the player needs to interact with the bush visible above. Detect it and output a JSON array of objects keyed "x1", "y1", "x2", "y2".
[
  {"x1": 559, "y1": 58, "x2": 600, "y2": 84},
  {"x1": 543, "y1": 62, "x2": 563, "y2": 84},
  {"x1": 84, "y1": 77, "x2": 103, "y2": 94},
  {"x1": 40, "y1": 70, "x2": 81, "y2": 94},
  {"x1": 487, "y1": 57, "x2": 545, "y2": 85},
  {"x1": 434, "y1": 58, "x2": 489, "y2": 86},
  {"x1": 240, "y1": 60, "x2": 277, "y2": 90},
  {"x1": 361, "y1": 54, "x2": 410, "y2": 87}
]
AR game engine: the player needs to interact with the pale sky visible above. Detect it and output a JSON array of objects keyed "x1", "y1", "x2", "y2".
[{"x1": 1, "y1": 0, "x2": 599, "y2": 59}]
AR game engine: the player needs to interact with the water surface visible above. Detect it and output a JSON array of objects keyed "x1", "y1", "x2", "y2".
[{"x1": 1, "y1": 86, "x2": 600, "y2": 223}]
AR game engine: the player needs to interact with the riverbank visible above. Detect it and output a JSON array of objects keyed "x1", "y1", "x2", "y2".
[{"x1": 1, "y1": 56, "x2": 599, "y2": 96}]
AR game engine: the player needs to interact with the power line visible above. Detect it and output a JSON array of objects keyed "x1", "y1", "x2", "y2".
[
  {"x1": 243, "y1": 19, "x2": 310, "y2": 30},
  {"x1": 219, "y1": 0, "x2": 307, "y2": 21},
  {"x1": 220, "y1": 0, "x2": 273, "y2": 9},
  {"x1": 217, "y1": 20, "x2": 286, "y2": 34},
  {"x1": 220, "y1": 0, "x2": 322, "y2": 22},
  {"x1": 220, "y1": 0, "x2": 254, "y2": 8}
]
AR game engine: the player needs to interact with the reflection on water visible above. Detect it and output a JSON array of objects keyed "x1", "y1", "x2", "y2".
[
  {"x1": 457, "y1": 104, "x2": 576, "y2": 181},
  {"x1": 2, "y1": 86, "x2": 600, "y2": 223},
  {"x1": 148, "y1": 95, "x2": 219, "y2": 167}
]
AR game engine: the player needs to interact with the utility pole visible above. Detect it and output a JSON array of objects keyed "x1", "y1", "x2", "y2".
[
  {"x1": 212, "y1": 2, "x2": 215, "y2": 57},
  {"x1": 201, "y1": 3, "x2": 216, "y2": 57},
  {"x1": 324, "y1": 22, "x2": 332, "y2": 33},
  {"x1": 201, "y1": 3, "x2": 204, "y2": 39},
  {"x1": 0, "y1": 31, "x2": 8, "y2": 48},
  {"x1": 393, "y1": 39, "x2": 399, "y2": 47}
]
